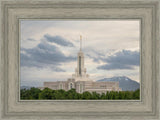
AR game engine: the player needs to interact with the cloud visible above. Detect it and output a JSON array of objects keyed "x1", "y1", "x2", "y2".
[
  {"x1": 44, "y1": 34, "x2": 74, "y2": 47},
  {"x1": 97, "y1": 63, "x2": 134, "y2": 70},
  {"x1": 84, "y1": 48, "x2": 107, "y2": 63},
  {"x1": 97, "y1": 50, "x2": 140, "y2": 70},
  {"x1": 20, "y1": 40, "x2": 76, "y2": 71},
  {"x1": 27, "y1": 38, "x2": 36, "y2": 41}
]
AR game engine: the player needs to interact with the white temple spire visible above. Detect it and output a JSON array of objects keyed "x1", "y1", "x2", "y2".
[{"x1": 80, "y1": 35, "x2": 82, "y2": 51}]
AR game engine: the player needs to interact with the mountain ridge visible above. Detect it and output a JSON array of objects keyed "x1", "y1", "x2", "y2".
[{"x1": 97, "y1": 76, "x2": 140, "y2": 91}]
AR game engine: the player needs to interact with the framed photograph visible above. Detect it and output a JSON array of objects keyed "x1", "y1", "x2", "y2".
[
  {"x1": 20, "y1": 20, "x2": 140, "y2": 100},
  {"x1": 0, "y1": 0, "x2": 159, "y2": 119}
]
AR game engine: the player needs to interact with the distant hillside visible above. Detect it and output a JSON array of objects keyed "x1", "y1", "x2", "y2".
[
  {"x1": 97, "y1": 76, "x2": 140, "y2": 91},
  {"x1": 20, "y1": 86, "x2": 32, "y2": 90}
]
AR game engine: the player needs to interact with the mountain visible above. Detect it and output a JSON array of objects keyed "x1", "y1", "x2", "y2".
[
  {"x1": 97, "y1": 76, "x2": 140, "y2": 91},
  {"x1": 20, "y1": 86, "x2": 32, "y2": 90}
]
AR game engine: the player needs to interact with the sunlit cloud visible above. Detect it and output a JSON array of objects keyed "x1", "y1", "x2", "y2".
[{"x1": 20, "y1": 20, "x2": 140, "y2": 87}]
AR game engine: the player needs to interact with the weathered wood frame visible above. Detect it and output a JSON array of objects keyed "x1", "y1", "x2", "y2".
[{"x1": 0, "y1": 0, "x2": 159, "y2": 119}]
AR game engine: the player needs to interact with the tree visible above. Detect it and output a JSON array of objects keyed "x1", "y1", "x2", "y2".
[
  {"x1": 124, "y1": 91, "x2": 133, "y2": 99},
  {"x1": 20, "y1": 87, "x2": 41, "y2": 100},
  {"x1": 20, "y1": 88, "x2": 29, "y2": 99},
  {"x1": 133, "y1": 89, "x2": 140, "y2": 99},
  {"x1": 108, "y1": 91, "x2": 114, "y2": 99},
  {"x1": 92, "y1": 92, "x2": 100, "y2": 99},
  {"x1": 82, "y1": 91, "x2": 92, "y2": 99},
  {"x1": 106, "y1": 91, "x2": 110, "y2": 99},
  {"x1": 119, "y1": 91, "x2": 125, "y2": 99},
  {"x1": 39, "y1": 88, "x2": 53, "y2": 99},
  {"x1": 101, "y1": 93, "x2": 106, "y2": 99},
  {"x1": 20, "y1": 87, "x2": 140, "y2": 100},
  {"x1": 66, "y1": 89, "x2": 77, "y2": 99},
  {"x1": 30, "y1": 87, "x2": 41, "y2": 99},
  {"x1": 52, "y1": 89, "x2": 66, "y2": 99}
]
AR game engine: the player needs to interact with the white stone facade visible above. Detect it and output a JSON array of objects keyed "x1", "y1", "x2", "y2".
[{"x1": 43, "y1": 79, "x2": 122, "y2": 94}]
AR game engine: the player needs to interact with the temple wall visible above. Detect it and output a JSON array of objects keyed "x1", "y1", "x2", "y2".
[{"x1": 42, "y1": 79, "x2": 122, "y2": 93}]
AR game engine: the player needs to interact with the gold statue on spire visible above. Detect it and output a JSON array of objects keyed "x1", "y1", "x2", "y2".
[{"x1": 80, "y1": 35, "x2": 82, "y2": 51}]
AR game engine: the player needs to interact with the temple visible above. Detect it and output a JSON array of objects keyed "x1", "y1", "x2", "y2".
[{"x1": 41, "y1": 36, "x2": 122, "y2": 94}]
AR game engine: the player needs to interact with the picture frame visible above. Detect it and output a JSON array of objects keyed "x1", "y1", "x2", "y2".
[{"x1": 0, "y1": 0, "x2": 159, "y2": 119}]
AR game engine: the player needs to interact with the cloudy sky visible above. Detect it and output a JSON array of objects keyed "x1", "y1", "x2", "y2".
[{"x1": 20, "y1": 20, "x2": 140, "y2": 87}]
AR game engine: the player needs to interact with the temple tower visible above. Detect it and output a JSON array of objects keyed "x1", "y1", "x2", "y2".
[{"x1": 72, "y1": 36, "x2": 90, "y2": 81}]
